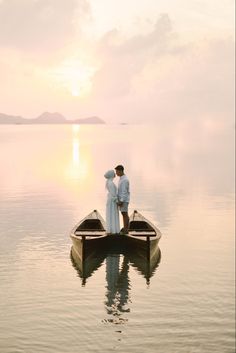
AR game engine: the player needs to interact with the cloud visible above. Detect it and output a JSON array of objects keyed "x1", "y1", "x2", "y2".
[
  {"x1": 92, "y1": 14, "x2": 174, "y2": 98},
  {"x1": 89, "y1": 14, "x2": 234, "y2": 123},
  {"x1": 0, "y1": 9, "x2": 234, "y2": 124},
  {"x1": 0, "y1": 0, "x2": 90, "y2": 51},
  {"x1": 132, "y1": 37, "x2": 235, "y2": 123}
]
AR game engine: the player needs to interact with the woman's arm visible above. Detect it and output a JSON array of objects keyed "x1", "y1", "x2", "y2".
[{"x1": 107, "y1": 181, "x2": 118, "y2": 201}]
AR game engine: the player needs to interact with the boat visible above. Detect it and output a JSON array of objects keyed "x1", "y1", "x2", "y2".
[
  {"x1": 125, "y1": 210, "x2": 162, "y2": 260},
  {"x1": 70, "y1": 210, "x2": 108, "y2": 262},
  {"x1": 70, "y1": 210, "x2": 162, "y2": 286},
  {"x1": 70, "y1": 209, "x2": 162, "y2": 262}
]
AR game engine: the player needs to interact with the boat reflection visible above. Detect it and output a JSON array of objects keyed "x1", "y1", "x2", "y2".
[
  {"x1": 70, "y1": 247, "x2": 106, "y2": 286},
  {"x1": 70, "y1": 245, "x2": 161, "y2": 323},
  {"x1": 71, "y1": 244, "x2": 161, "y2": 287},
  {"x1": 127, "y1": 247, "x2": 161, "y2": 285}
]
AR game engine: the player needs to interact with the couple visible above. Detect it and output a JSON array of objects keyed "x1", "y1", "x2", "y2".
[{"x1": 104, "y1": 165, "x2": 130, "y2": 235}]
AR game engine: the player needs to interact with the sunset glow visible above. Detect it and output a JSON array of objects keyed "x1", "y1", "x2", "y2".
[
  {"x1": 51, "y1": 58, "x2": 97, "y2": 98},
  {"x1": 0, "y1": 2, "x2": 234, "y2": 351},
  {"x1": 0, "y1": 0, "x2": 234, "y2": 122}
]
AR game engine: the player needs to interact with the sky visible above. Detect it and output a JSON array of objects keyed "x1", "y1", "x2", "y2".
[{"x1": 0, "y1": 0, "x2": 235, "y2": 123}]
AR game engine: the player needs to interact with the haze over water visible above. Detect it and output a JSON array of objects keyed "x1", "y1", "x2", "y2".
[{"x1": 0, "y1": 123, "x2": 234, "y2": 353}]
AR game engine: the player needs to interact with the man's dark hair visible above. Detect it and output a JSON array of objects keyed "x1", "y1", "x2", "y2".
[{"x1": 115, "y1": 165, "x2": 124, "y2": 172}]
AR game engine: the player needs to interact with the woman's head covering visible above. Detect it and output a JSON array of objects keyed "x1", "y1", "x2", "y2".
[{"x1": 104, "y1": 170, "x2": 115, "y2": 179}]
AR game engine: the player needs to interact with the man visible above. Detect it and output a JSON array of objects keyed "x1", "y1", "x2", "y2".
[{"x1": 115, "y1": 165, "x2": 130, "y2": 235}]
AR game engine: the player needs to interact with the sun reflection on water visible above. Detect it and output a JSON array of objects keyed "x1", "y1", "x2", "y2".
[
  {"x1": 72, "y1": 138, "x2": 80, "y2": 164},
  {"x1": 65, "y1": 125, "x2": 90, "y2": 183}
]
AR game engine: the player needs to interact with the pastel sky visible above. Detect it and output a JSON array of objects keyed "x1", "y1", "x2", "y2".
[{"x1": 0, "y1": 0, "x2": 234, "y2": 123}]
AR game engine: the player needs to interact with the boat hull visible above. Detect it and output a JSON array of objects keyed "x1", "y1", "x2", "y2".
[
  {"x1": 124, "y1": 234, "x2": 159, "y2": 260},
  {"x1": 70, "y1": 231, "x2": 160, "y2": 261},
  {"x1": 70, "y1": 233, "x2": 108, "y2": 262}
]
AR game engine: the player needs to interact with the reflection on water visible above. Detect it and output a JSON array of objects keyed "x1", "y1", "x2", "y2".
[
  {"x1": 70, "y1": 247, "x2": 106, "y2": 286},
  {"x1": 104, "y1": 254, "x2": 131, "y2": 324},
  {"x1": 66, "y1": 125, "x2": 90, "y2": 183},
  {"x1": 0, "y1": 124, "x2": 234, "y2": 353},
  {"x1": 73, "y1": 138, "x2": 80, "y2": 164},
  {"x1": 127, "y1": 248, "x2": 161, "y2": 286},
  {"x1": 70, "y1": 245, "x2": 161, "y2": 325}
]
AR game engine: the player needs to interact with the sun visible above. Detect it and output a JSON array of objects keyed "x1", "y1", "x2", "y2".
[{"x1": 51, "y1": 58, "x2": 97, "y2": 97}]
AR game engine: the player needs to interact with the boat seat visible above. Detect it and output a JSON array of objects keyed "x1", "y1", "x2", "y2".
[
  {"x1": 129, "y1": 231, "x2": 156, "y2": 237},
  {"x1": 74, "y1": 231, "x2": 106, "y2": 236}
]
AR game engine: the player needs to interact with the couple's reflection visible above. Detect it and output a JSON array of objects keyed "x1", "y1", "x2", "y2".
[
  {"x1": 71, "y1": 246, "x2": 161, "y2": 322},
  {"x1": 105, "y1": 254, "x2": 130, "y2": 322},
  {"x1": 104, "y1": 250, "x2": 161, "y2": 323}
]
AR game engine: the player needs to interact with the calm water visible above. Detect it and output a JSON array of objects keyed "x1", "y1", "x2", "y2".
[{"x1": 0, "y1": 123, "x2": 235, "y2": 353}]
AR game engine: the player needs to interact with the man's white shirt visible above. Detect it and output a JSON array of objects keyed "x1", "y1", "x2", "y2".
[{"x1": 118, "y1": 175, "x2": 130, "y2": 203}]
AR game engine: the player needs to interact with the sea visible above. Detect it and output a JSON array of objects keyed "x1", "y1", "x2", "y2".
[{"x1": 0, "y1": 123, "x2": 235, "y2": 353}]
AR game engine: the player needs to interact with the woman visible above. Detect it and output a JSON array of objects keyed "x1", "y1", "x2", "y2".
[{"x1": 104, "y1": 170, "x2": 120, "y2": 234}]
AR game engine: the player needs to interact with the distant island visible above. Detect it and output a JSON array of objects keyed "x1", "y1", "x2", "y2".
[{"x1": 0, "y1": 112, "x2": 106, "y2": 125}]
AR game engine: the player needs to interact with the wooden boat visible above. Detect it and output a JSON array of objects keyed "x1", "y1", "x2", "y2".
[
  {"x1": 70, "y1": 210, "x2": 108, "y2": 262},
  {"x1": 126, "y1": 210, "x2": 162, "y2": 260},
  {"x1": 70, "y1": 209, "x2": 162, "y2": 262}
]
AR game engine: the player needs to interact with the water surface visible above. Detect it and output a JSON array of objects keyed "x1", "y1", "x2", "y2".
[{"x1": 0, "y1": 123, "x2": 235, "y2": 353}]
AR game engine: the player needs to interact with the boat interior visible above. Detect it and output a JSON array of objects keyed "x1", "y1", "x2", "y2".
[
  {"x1": 129, "y1": 221, "x2": 156, "y2": 235},
  {"x1": 77, "y1": 219, "x2": 105, "y2": 231}
]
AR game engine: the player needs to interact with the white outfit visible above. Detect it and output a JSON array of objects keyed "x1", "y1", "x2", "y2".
[
  {"x1": 118, "y1": 175, "x2": 130, "y2": 203},
  {"x1": 104, "y1": 171, "x2": 120, "y2": 234}
]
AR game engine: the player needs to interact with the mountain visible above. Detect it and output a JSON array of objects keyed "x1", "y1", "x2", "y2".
[
  {"x1": 72, "y1": 116, "x2": 105, "y2": 124},
  {"x1": 0, "y1": 112, "x2": 106, "y2": 124},
  {"x1": 0, "y1": 113, "x2": 26, "y2": 124},
  {"x1": 34, "y1": 112, "x2": 67, "y2": 124}
]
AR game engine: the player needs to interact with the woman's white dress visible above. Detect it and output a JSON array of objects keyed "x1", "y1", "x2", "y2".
[{"x1": 106, "y1": 180, "x2": 120, "y2": 234}]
